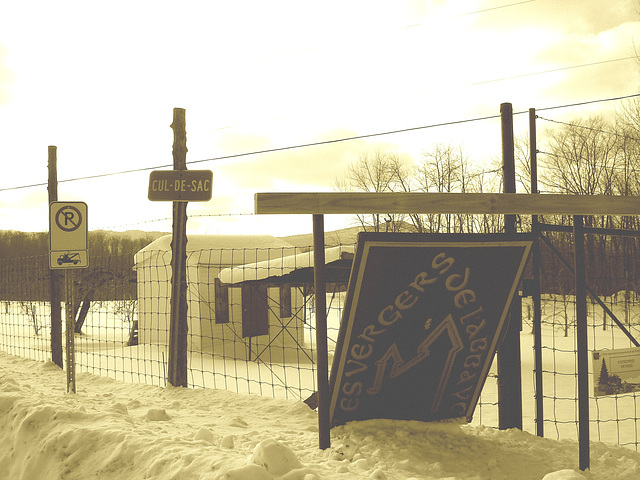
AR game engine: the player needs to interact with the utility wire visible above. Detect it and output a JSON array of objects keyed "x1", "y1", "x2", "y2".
[
  {"x1": 537, "y1": 115, "x2": 640, "y2": 143},
  {"x1": 2, "y1": 92, "x2": 639, "y2": 192},
  {"x1": 537, "y1": 150, "x2": 640, "y2": 173},
  {"x1": 187, "y1": 114, "x2": 502, "y2": 166},
  {"x1": 534, "y1": 92, "x2": 640, "y2": 113},
  {"x1": 0, "y1": 113, "x2": 503, "y2": 192},
  {"x1": 455, "y1": 0, "x2": 536, "y2": 18},
  {"x1": 465, "y1": 57, "x2": 636, "y2": 89}
]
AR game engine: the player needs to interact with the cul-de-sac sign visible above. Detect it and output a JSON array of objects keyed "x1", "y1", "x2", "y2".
[
  {"x1": 148, "y1": 170, "x2": 212, "y2": 202},
  {"x1": 329, "y1": 233, "x2": 532, "y2": 426}
]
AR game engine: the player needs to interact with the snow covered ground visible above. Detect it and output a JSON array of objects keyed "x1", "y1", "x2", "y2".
[
  {"x1": 2, "y1": 351, "x2": 640, "y2": 480},
  {"x1": 5, "y1": 296, "x2": 640, "y2": 448},
  {"x1": 3, "y1": 295, "x2": 640, "y2": 478}
]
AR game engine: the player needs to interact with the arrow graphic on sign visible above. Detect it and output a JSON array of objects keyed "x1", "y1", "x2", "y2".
[{"x1": 367, "y1": 313, "x2": 464, "y2": 412}]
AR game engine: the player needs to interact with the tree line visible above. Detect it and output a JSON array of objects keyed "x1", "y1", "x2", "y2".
[
  {"x1": 0, "y1": 230, "x2": 159, "y2": 302},
  {"x1": 0, "y1": 230, "x2": 156, "y2": 260}
]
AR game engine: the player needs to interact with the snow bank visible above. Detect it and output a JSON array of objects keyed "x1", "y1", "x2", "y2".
[{"x1": 2, "y1": 352, "x2": 640, "y2": 479}]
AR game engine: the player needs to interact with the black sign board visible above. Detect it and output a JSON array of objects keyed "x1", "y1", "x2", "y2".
[
  {"x1": 148, "y1": 170, "x2": 213, "y2": 202},
  {"x1": 329, "y1": 233, "x2": 532, "y2": 427}
]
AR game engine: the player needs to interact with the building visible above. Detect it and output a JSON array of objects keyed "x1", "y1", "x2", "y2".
[{"x1": 133, "y1": 234, "x2": 353, "y2": 362}]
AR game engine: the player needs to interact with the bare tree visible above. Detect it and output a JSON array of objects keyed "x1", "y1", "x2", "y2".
[
  {"x1": 335, "y1": 150, "x2": 412, "y2": 232},
  {"x1": 414, "y1": 144, "x2": 500, "y2": 233},
  {"x1": 540, "y1": 116, "x2": 618, "y2": 198},
  {"x1": 335, "y1": 143, "x2": 503, "y2": 234},
  {"x1": 538, "y1": 111, "x2": 640, "y2": 297}
]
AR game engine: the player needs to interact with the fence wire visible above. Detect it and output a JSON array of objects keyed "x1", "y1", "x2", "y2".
[
  {"x1": 1, "y1": 232, "x2": 640, "y2": 450},
  {"x1": 532, "y1": 229, "x2": 640, "y2": 450}
]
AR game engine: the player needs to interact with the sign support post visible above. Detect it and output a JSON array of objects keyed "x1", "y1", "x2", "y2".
[
  {"x1": 47, "y1": 146, "x2": 63, "y2": 368},
  {"x1": 146, "y1": 108, "x2": 211, "y2": 388},
  {"x1": 49, "y1": 200, "x2": 88, "y2": 394},
  {"x1": 167, "y1": 107, "x2": 189, "y2": 388},
  {"x1": 65, "y1": 270, "x2": 76, "y2": 393}
]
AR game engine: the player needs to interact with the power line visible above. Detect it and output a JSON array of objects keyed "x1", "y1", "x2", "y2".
[
  {"x1": 187, "y1": 113, "x2": 503, "y2": 166},
  {"x1": 454, "y1": 0, "x2": 536, "y2": 18},
  {"x1": 536, "y1": 115, "x2": 640, "y2": 144},
  {"x1": 537, "y1": 150, "x2": 640, "y2": 174},
  {"x1": 0, "y1": 164, "x2": 172, "y2": 192},
  {"x1": 2, "y1": 92, "x2": 639, "y2": 193},
  {"x1": 465, "y1": 57, "x2": 637, "y2": 90},
  {"x1": 535, "y1": 92, "x2": 640, "y2": 113},
  {"x1": 0, "y1": 113, "x2": 503, "y2": 192}
]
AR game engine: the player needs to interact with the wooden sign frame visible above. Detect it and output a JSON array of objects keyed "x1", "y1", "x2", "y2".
[
  {"x1": 254, "y1": 190, "x2": 640, "y2": 451},
  {"x1": 328, "y1": 232, "x2": 532, "y2": 426},
  {"x1": 255, "y1": 192, "x2": 640, "y2": 215}
]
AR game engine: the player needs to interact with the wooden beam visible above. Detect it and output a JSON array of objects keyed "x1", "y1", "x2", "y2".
[{"x1": 255, "y1": 192, "x2": 640, "y2": 216}]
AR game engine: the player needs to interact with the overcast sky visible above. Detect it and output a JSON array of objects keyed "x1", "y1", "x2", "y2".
[{"x1": 1, "y1": 0, "x2": 638, "y2": 237}]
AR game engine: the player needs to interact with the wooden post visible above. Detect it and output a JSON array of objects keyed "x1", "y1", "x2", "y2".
[
  {"x1": 498, "y1": 102, "x2": 523, "y2": 430},
  {"x1": 530, "y1": 108, "x2": 544, "y2": 437},
  {"x1": 313, "y1": 214, "x2": 330, "y2": 450},
  {"x1": 502, "y1": 103, "x2": 517, "y2": 235},
  {"x1": 254, "y1": 192, "x2": 640, "y2": 216},
  {"x1": 167, "y1": 108, "x2": 189, "y2": 388},
  {"x1": 47, "y1": 146, "x2": 63, "y2": 368},
  {"x1": 573, "y1": 215, "x2": 590, "y2": 471}
]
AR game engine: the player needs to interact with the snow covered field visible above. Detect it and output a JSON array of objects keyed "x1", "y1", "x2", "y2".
[
  {"x1": 2, "y1": 350, "x2": 640, "y2": 479},
  {"x1": 2, "y1": 296, "x2": 640, "y2": 478}
]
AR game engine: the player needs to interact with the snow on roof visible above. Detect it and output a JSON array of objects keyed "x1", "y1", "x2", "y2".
[
  {"x1": 218, "y1": 244, "x2": 355, "y2": 284},
  {"x1": 137, "y1": 234, "x2": 295, "y2": 253},
  {"x1": 133, "y1": 234, "x2": 298, "y2": 268}
]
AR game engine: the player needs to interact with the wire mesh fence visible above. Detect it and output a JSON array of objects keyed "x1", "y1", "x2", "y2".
[
  {"x1": 532, "y1": 227, "x2": 640, "y2": 450},
  {"x1": 1, "y1": 230, "x2": 640, "y2": 450}
]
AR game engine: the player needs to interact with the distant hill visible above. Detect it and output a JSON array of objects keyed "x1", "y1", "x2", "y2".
[
  {"x1": 280, "y1": 225, "x2": 363, "y2": 248},
  {"x1": 280, "y1": 221, "x2": 416, "y2": 248},
  {"x1": 92, "y1": 230, "x2": 169, "y2": 242}
]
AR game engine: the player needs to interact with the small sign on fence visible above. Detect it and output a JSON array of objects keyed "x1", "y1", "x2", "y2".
[
  {"x1": 329, "y1": 233, "x2": 532, "y2": 427},
  {"x1": 593, "y1": 347, "x2": 640, "y2": 396}
]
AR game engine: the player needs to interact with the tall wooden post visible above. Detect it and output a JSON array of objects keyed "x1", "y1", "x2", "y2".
[
  {"x1": 530, "y1": 108, "x2": 544, "y2": 437},
  {"x1": 47, "y1": 146, "x2": 63, "y2": 368},
  {"x1": 498, "y1": 102, "x2": 523, "y2": 430},
  {"x1": 168, "y1": 108, "x2": 189, "y2": 387},
  {"x1": 573, "y1": 215, "x2": 590, "y2": 470},
  {"x1": 313, "y1": 214, "x2": 331, "y2": 450}
]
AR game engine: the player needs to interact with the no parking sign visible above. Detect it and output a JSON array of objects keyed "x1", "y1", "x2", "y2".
[{"x1": 49, "y1": 201, "x2": 88, "y2": 269}]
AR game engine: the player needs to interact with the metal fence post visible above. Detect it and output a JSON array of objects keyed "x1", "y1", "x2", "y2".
[
  {"x1": 65, "y1": 270, "x2": 76, "y2": 393},
  {"x1": 313, "y1": 214, "x2": 330, "y2": 450},
  {"x1": 530, "y1": 108, "x2": 544, "y2": 437},
  {"x1": 573, "y1": 215, "x2": 590, "y2": 470}
]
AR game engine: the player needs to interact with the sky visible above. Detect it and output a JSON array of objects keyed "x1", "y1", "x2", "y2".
[{"x1": 0, "y1": 0, "x2": 639, "y2": 237}]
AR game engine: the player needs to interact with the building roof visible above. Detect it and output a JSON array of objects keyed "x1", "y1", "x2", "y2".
[
  {"x1": 133, "y1": 234, "x2": 298, "y2": 268},
  {"x1": 218, "y1": 245, "x2": 355, "y2": 284}
]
